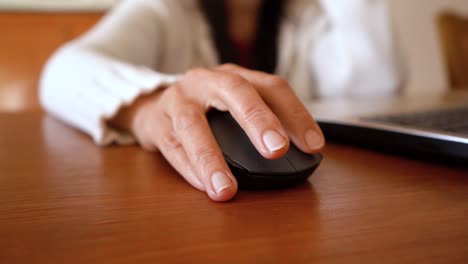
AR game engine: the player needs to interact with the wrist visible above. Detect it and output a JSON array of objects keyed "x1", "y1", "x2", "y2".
[{"x1": 109, "y1": 87, "x2": 167, "y2": 136}]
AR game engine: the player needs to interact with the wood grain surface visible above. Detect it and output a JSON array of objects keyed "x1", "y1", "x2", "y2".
[{"x1": 0, "y1": 112, "x2": 467, "y2": 263}]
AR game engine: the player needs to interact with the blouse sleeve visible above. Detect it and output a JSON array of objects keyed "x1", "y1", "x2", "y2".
[{"x1": 40, "y1": 0, "x2": 180, "y2": 146}]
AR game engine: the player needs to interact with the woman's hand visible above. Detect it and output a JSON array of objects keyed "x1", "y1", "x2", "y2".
[{"x1": 112, "y1": 64, "x2": 325, "y2": 202}]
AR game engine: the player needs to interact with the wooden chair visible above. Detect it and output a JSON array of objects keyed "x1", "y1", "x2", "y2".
[
  {"x1": 0, "y1": 12, "x2": 102, "y2": 112},
  {"x1": 437, "y1": 11, "x2": 468, "y2": 90}
]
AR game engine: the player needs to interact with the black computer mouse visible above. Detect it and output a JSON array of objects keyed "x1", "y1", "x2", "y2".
[{"x1": 208, "y1": 110, "x2": 322, "y2": 189}]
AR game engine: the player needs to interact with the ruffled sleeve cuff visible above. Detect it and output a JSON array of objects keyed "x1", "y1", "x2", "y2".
[{"x1": 40, "y1": 47, "x2": 181, "y2": 146}]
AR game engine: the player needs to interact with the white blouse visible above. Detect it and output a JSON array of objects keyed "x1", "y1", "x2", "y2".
[{"x1": 40, "y1": 0, "x2": 404, "y2": 145}]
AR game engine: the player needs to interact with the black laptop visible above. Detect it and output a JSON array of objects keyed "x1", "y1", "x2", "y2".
[{"x1": 308, "y1": 90, "x2": 468, "y2": 163}]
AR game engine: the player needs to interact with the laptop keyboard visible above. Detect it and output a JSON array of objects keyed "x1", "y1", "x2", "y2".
[{"x1": 363, "y1": 106, "x2": 468, "y2": 135}]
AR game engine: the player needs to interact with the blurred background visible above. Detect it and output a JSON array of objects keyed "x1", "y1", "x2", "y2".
[{"x1": 0, "y1": 0, "x2": 466, "y2": 111}]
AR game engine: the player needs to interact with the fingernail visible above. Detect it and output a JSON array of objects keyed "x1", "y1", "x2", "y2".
[
  {"x1": 211, "y1": 172, "x2": 232, "y2": 194},
  {"x1": 263, "y1": 130, "x2": 286, "y2": 152},
  {"x1": 305, "y1": 129, "x2": 324, "y2": 150}
]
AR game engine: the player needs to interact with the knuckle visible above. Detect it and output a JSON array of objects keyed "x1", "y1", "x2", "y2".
[
  {"x1": 173, "y1": 105, "x2": 202, "y2": 133},
  {"x1": 185, "y1": 67, "x2": 209, "y2": 79},
  {"x1": 192, "y1": 146, "x2": 219, "y2": 172},
  {"x1": 289, "y1": 105, "x2": 312, "y2": 122},
  {"x1": 243, "y1": 104, "x2": 273, "y2": 125},
  {"x1": 219, "y1": 73, "x2": 248, "y2": 93},
  {"x1": 163, "y1": 83, "x2": 184, "y2": 103},
  {"x1": 158, "y1": 131, "x2": 181, "y2": 153},
  {"x1": 218, "y1": 63, "x2": 239, "y2": 71},
  {"x1": 267, "y1": 76, "x2": 290, "y2": 90}
]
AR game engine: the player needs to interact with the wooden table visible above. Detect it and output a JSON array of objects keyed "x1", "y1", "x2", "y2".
[{"x1": 1, "y1": 112, "x2": 467, "y2": 263}]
